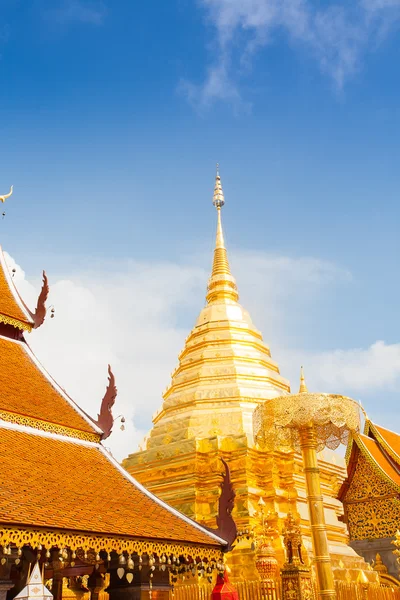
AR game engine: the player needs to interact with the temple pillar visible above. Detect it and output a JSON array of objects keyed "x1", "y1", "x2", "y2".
[
  {"x1": 0, "y1": 581, "x2": 14, "y2": 600},
  {"x1": 51, "y1": 572, "x2": 64, "y2": 600},
  {"x1": 88, "y1": 570, "x2": 105, "y2": 600}
]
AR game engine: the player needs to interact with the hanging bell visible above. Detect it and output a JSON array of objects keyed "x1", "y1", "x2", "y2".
[
  {"x1": 96, "y1": 553, "x2": 101, "y2": 562},
  {"x1": 119, "y1": 553, "x2": 126, "y2": 566},
  {"x1": 72, "y1": 551, "x2": 76, "y2": 559},
  {"x1": 17, "y1": 548, "x2": 22, "y2": 557},
  {"x1": 46, "y1": 550, "x2": 51, "y2": 559},
  {"x1": 127, "y1": 556, "x2": 134, "y2": 570}
]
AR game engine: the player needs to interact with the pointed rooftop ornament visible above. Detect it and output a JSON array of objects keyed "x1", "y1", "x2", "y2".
[
  {"x1": 213, "y1": 164, "x2": 225, "y2": 209},
  {"x1": 206, "y1": 165, "x2": 239, "y2": 304},
  {"x1": 299, "y1": 366, "x2": 308, "y2": 394},
  {"x1": 14, "y1": 562, "x2": 53, "y2": 600},
  {"x1": 0, "y1": 185, "x2": 13, "y2": 203}
]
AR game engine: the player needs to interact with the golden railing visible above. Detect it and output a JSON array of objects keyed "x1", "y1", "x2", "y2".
[{"x1": 170, "y1": 580, "x2": 400, "y2": 600}]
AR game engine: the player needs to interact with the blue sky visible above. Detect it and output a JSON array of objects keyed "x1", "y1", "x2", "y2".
[{"x1": 1, "y1": 0, "x2": 400, "y2": 457}]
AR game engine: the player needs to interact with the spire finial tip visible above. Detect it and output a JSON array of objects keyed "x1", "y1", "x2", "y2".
[{"x1": 213, "y1": 164, "x2": 225, "y2": 209}]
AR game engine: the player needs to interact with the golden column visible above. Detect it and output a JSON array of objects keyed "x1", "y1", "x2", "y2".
[{"x1": 253, "y1": 368, "x2": 361, "y2": 600}]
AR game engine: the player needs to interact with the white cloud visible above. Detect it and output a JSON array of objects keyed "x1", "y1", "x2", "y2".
[
  {"x1": 184, "y1": 0, "x2": 400, "y2": 107},
  {"x1": 281, "y1": 341, "x2": 400, "y2": 393},
  {"x1": 4, "y1": 249, "x2": 400, "y2": 461}
]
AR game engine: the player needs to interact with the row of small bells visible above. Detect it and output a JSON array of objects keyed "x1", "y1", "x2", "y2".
[{"x1": 1, "y1": 545, "x2": 225, "y2": 585}]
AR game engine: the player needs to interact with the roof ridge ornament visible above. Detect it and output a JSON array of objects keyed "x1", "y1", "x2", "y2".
[
  {"x1": 0, "y1": 185, "x2": 13, "y2": 203},
  {"x1": 32, "y1": 271, "x2": 50, "y2": 329},
  {"x1": 94, "y1": 365, "x2": 118, "y2": 440}
]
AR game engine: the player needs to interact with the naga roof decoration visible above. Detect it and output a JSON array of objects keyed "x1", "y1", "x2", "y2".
[{"x1": 94, "y1": 364, "x2": 117, "y2": 440}]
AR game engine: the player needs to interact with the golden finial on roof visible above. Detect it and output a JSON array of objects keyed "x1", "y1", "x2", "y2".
[
  {"x1": 299, "y1": 366, "x2": 308, "y2": 393},
  {"x1": 213, "y1": 164, "x2": 225, "y2": 209},
  {"x1": 206, "y1": 165, "x2": 239, "y2": 304},
  {"x1": 0, "y1": 185, "x2": 13, "y2": 203}
]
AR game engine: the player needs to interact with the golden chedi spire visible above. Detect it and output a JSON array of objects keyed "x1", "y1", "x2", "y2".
[
  {"x1": 299, "y1": 366, "x2": 308, "y2": 393},
  {"x1": 207, "y1": 165, "x2": 239, "y2": 304},
  {"x1": 124, "y1": 165, "x2": 290, "y2": 453}
]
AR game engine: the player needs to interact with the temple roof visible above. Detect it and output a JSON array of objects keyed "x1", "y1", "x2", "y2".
[
  {"x1": 367, "y1": 421, "x2": 400, "y2": 465},
  {"x1": 0, "y1": 247, "x2": 34, "y2": 332},
  {"x1": 338, "y1": 421, "x2": 400, "y2": 501},
  {"x1": 0, "y1": 335, "x2": 101, "y2": 440},
  {"x1": 0, "y1": 422, "x2": 225, "y2": 550},
  {"x1": 356, "y1": 434, "x2": 400, "y2": 489}
]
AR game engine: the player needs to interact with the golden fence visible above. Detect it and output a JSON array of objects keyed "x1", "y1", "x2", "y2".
[{"x1": 170, "y1": 580, "x2": 400, "y2": 600}]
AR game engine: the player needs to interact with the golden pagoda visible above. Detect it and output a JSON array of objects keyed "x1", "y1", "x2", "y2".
[{"x1": 123, "y1": 168, "x2": 364, "y2": 580}]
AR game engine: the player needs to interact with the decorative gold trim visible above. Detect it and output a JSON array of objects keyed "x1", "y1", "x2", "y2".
[
  {"x1": 354, "y1": 435, "x2": 400, "y2": 492},
  {"x1": 345, "y1": 436, "x2": 354, "y2": 465},
  {"x1": 369, "y1": 422, "x2": 400, "y2": 465},
  {"x1": 0, "y1": 526, "x2": 223, "y2": 562},
  {"x1": 0, "y1": 411, "x2": 100, "y2": 443},
  {"x1": 0, "y1": 313, "x2": 32, "y2": 332}
]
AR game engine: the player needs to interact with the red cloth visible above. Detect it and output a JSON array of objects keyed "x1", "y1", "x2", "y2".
[{"x1": 211, "y1": 572, "x2": 239, "y2": 600}]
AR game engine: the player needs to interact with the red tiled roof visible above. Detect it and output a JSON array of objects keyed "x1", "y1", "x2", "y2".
[
  {"x1": 370, "y1": 423, "x2": 400, "y2": 465},
  {"x1": 356, "y1": 434, "x2": 400, "y2": 489},
  {"x1": 0, "y1": 248, "x2": 33, "y2": 331},
  {"x1": 0, "y1": 425, "x2": 224, "y2": 547},
  {"x1": 0, "y1": 335, "x2": 99, "y2": 437}
]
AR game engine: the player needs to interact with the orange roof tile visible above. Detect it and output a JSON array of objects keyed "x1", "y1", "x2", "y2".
[
  {"x1": 370, "y1": 423, "x2": 400, "y2": 465},
  {"x1": 0, "y1": 335, "x2": 99, "y2": 437},
  {"x1": 0, "y1": 248, "x2": 33, "y2": 331},
  {"x1": 0, "y1": 425, "x2": 224, "y2": 548},
  {"x1": 356, "y1": 434, "x2": 400, "y2": 489}
]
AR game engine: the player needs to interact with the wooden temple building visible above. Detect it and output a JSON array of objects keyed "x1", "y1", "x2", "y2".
[
  {"x1": 339, "y1": 420, "x2": 400, "y2": 581},
  {"x1": 0, "y1": 207, "x2": 231, "y2": 600}
]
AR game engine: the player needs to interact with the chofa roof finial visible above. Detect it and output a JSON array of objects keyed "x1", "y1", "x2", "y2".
[{"x1": 0, "y1": 185, "x2": 13, "y2": 203}]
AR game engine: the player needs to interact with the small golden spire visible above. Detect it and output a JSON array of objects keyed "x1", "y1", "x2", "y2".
[
  {"x1": 206, "y1": 165, "x2": 239, "y2": 304},
  {"x1": 299, "y1": 366, "x2": 308, "y2": 393},
  {"x1": 0, "y1": 185, "x2": 13, "y2": 203}
]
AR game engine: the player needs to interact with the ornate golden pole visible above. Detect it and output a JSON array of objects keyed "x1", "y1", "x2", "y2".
[
  {"x1": 298, "y1": 425, "x2": 335, "y2": 600},
  {"x1": 253, "y1": 368, "x2": 361, "y2": 600}
]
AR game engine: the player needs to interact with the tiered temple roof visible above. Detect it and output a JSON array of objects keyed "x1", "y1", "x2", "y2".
[
  {"x1": 0, "y1": 237, "x2": 226, "y2": 562},
  {"x1": 340, "y1": 421, "x2": 400, "y2": 499},
  {"x1": 338, "y1": 420, "x2": 400, "y2": 579}
]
